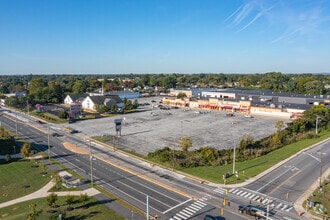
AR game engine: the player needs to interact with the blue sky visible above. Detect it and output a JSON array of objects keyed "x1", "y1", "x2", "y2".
[{"x1": 0, "y1": 0, "x2": 329, "y2": 74}]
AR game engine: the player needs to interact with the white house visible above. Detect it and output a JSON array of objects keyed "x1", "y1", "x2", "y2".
[
  {"x1": 81, "y1": 95, "x2": 123, "y2": 111},
  {"x1": 64, "y1": 94, "x2": 88, "y2": 105}
]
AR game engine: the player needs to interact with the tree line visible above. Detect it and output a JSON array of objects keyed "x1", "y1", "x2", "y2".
[{"x1": 1, "y1": 72, "x2": 330, "y2": 109}]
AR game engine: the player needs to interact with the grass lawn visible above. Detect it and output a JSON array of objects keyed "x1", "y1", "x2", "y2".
[
  {"x1": 0, "y1": 196, "x2": 125, "y2": 220},
  {"x1": 0, "y1": 159, "x2": 52, "y2": 203},
  {"x1": 304, "y1": 180, "x2": 330, "y2": 219},
  {"x1": 180, "y1": 131, "x2": 330, "y2": 184}
]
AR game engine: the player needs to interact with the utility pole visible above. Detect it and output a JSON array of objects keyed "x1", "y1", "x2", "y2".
[
  {"x1": 15, "y1": 113, "x2": 18, "y2": 136},
  {"x1": 89, "y1": 140, "x2": 93, "y2": 186}
]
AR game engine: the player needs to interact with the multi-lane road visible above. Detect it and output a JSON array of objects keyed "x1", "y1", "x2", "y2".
[{"x1": 1, "y1": 109, "x2": 329, "y2": 220}]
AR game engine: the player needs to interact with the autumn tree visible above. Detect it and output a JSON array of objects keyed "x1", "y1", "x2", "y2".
[
  {"x1": 179, "y1": 137, "x2": 192, "y2": 152},
  {"x1": 21, "y1": 142, "x2": 32, "y2": 159}
]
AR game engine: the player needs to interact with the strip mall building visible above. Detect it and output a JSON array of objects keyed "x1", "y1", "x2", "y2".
[{"x1": 162, "y1": 88, "x2": 330, "y2": 119}]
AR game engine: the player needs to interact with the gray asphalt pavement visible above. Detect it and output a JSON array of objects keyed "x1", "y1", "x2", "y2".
[{"x1": 56, "y1": 97, "x2": 288, "y2": 156}]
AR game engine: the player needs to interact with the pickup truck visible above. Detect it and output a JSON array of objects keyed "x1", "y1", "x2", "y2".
[{"x1": 238, "y1": 205, "x2": 266, "y2": 219}]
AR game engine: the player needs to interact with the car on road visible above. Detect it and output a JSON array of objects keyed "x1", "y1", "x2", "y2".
[
  {"x1": 52, "y1": 132, "x2": 62, "y2": 137},
  {"x1": 238, "y1": 205, "x2": 266, "y2": 219},
  {"x1": 70, "y1": 129, "x2": 79, "y2": 134},
  {"x1": 203, "y1": 214, "x2": 225, "y2": 220}
]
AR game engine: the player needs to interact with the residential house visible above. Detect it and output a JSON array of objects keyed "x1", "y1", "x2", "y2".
[
  {"x1": 81, "y1": 95, "x2": 123, "y2": 112},
  {"x1": 64, "y1": 94, "x2": 88, "y2": 105}
]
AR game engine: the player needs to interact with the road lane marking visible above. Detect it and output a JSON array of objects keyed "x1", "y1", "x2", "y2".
[
  {"x1": 256, "y1": 166, "x2": 293, "y2": 192},
  {"x1": 302, "y1": 152, "x2": 321, "y2": 162},
  {"x1": 268, "y1": 170, "x2": 301, "y2": 196},
  {"x1": 162, "y1": 198, "x2": 192, "y2": 214}
]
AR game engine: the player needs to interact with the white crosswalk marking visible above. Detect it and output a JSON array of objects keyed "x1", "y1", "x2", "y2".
[
  {"x1": 286, "y1": 206, "x2": 293, "y2": 211},
  {"x1": 185, "y1": 207, "x2": 195, "y2": 212},
  {"x1": 190, "y1": 203, "x2": 202, "y2": 210},
  {"x1": 171, "y1": 198, "x2": 208, "y2": 220},
  {"x1": 176, "y1": 213, "x2": 187, "y2": 219},
  {"x1": 232, "y1": 189, "x2": 239, "y2": 194},
  {"x1": 181, "y1": 209, "x2": 191, "y2": 216},
  {"x1": 249, "y1": 194, "x2": 255, "y2": 199},
  {"x1": 229, "y1": 188, "x2": 235, "y2": 192},
  {"x1": 253, "y1": 196, "x2": 260, "y2": 201},
  {"x1": 214, "y1": 188, "x2": 226, "y2": 194},
  {"x1": 281, "y1": 204, "x2": 288, "y2": 210},
  {"x1": 236, "y1": 190, "x2": 243, "y2": 196},
  {"x1": 195, "y1": 200, "x2": 207, "y2": 207},
  {"x1": 241, "y1": 192, "x2": 247, "y2": 196},
  {"x1": 276, "y1": 203, "x2": 282, "y2": 209},
  {"x1": 244, "y1": 192, "x2": 251, "y2": 197}
]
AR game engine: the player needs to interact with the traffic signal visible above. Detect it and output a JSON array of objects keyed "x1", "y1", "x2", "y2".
[
  {"x1": 225, "y1": 189, "x2": 228, "y2": 195},
  {"x1": 220, "y1": 207, "x2": 224, "y2": 215},
  {"x1": 286, "y1": 192, "x2": 289, "y2": 199},
  {"x1": 223, "y1": 197, "x2": 226, "y2": 206}
]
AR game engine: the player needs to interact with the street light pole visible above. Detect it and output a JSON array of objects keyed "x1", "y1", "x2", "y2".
[
  {"x1": 316, "y1": 116, "x2": 320, "y2": 134},
  {"x1": 48, "y1": 124, "x2": 50, "y2": 160},
  {"x1": 89, "y1": 141, "x2": 93, "y2": 186},
  {"x1": 319, "y1": 151, "x2": 323, "y2": 187}
]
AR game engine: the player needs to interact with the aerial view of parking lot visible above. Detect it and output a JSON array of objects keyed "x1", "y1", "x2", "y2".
[{"x1": 56, "y1": 97, "x2": 288, "y2": 156}]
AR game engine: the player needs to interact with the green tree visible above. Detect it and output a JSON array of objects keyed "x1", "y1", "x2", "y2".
[
  {"x1": 177, "y1": 93, "x2": 187, "y2": 99},
  {"x1": 59, "y1": 110, "x2": 68, "y2": 119},
  {"x1": 79, "y1": 193, "x2": 90, "y2": 207},
  {"x1": 51, "y1": 171, "x2": 62, "y2": 190},
  {"x1": 29, "y1": 78, "x2": 46, "y2": 95},
  {"x1": 47, "y1": 193, "x2": 58, "y2": 208},
  {"x1": 72, "y1": 80, "x2": 86, "y2": 94},
  {"x1": 110, "y1": 104, "x2": 118, "y2": 113},
  {"x1": 26, "y1": 203, "x2": 42, "y2": 220},
  {"x1": 65, "y1": 194, "x2": 75, "y2": 210},
  {"x1": 133, "y1": 99, "x2": 139, "y2": 109}
]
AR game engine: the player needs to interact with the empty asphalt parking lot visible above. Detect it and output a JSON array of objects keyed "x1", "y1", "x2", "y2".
[{"x1": 59, "y1": 97, "x2": 289, "y2": 156}]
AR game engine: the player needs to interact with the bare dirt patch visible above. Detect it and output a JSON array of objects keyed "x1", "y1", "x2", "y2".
[{"x1": 63, "y1": 142, "x2": 89, "y2": 155}]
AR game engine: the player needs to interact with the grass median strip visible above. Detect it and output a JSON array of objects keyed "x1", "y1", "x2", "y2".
[{"x1": 179, "y1": 131, "x2": 330, "y2": 184}]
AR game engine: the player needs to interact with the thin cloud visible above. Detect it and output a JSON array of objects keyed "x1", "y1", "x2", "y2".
[
  {"x1": 233, "y1": 4, "x2": 253, "y2": 25},
  {"x1": 224, "y1": 4, "x2": 244, "y2": 23},
  {"x1": 238, "y1": 5, "x2": 274, "y2": 32}
]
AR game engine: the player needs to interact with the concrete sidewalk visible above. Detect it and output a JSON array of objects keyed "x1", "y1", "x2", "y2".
[{"x1": 0, "y1": 174, "x2": 100, "y2": 209}]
